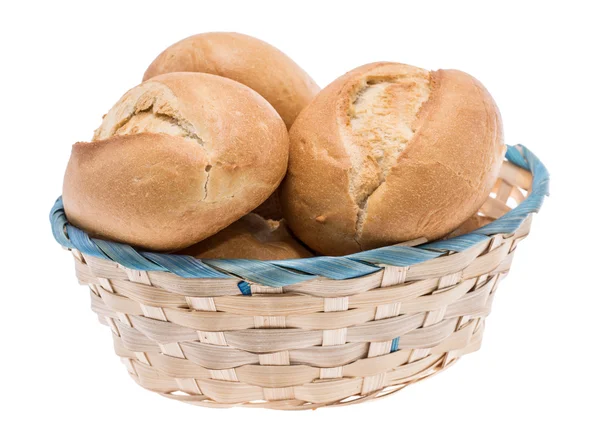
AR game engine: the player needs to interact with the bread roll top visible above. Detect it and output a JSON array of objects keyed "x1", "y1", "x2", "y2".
[{"x1": 143, "y1": 32, "x2": 320, "y2": 128}]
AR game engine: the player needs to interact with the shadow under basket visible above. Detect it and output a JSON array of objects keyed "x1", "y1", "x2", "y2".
[{"x1": 50, "y1": 145, "x2": 549, "y2": 410}]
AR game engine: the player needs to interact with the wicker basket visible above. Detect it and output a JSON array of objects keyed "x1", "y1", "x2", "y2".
[{"x1": 50, "y1": 144, "x2": 548, "y2": 410}]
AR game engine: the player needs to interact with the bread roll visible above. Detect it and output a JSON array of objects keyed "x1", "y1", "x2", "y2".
[
  {"x1": 445, "y1": 215, "x2": 493, "y2": 239},
  {"x1": 63, "y1": 72, "x2": 288, "y2": 251},
  {"x1": 179, "y1": 214, "x2": 312, "y2": 260},
  {"x1": 143, "y1": 32, "x2": 320, "y2": 129},
  {"x1": 282, "y1": 62, "x2": 505, "y2": 256}
]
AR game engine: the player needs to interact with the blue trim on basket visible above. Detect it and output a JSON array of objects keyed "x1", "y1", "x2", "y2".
[
  {"x1": 348, "y1": 245, "x2": 442, "y2": 266},
  {"x1": 140, "y1": 252, "x2": 230, "y2": 279},
  {"x1": 237, "y1": 281, "x2": 252, "y2": 296},
  {"x1": 50, "y1": 145, "x2": 549, "y2": 288},
  {"x1": 93, "y1": 239, "x2": 167, "y2": 272},
  {"x1": 273, "y1": 256, "x2": 381, "y2": 280},
  {"x1": 204, "y1": 259, "x2": 317, "y2": 287},
  {"x1": 66, "y1": 225, "x2": 107, "y2": 260},
  {"x1": 420, "y1": 233, "x2": 490, "y2": 252},
  {"x1": 391, "y1": 337, "x2": 400, "y2": 352}
]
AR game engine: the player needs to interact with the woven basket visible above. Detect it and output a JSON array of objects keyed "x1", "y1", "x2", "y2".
[{"x1": 50, "y1": 144, "x2": 548, "y2": 410}]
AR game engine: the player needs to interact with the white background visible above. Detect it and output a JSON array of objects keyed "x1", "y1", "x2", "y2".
[{"x1": 1, "y1": 0, "x2": 598, "y2": 436}]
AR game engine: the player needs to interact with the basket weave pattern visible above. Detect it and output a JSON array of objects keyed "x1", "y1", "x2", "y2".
[{"x1": 52, "y1": 145, "x2": 548, "y2": 410}]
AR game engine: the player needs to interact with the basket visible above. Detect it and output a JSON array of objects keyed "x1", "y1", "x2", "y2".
[{"x1": 50, "y1": 144, "x2": 549, "y2": 410}]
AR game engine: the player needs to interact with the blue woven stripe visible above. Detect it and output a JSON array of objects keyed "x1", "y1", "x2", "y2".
[
  {"x1": 66, "y1": 225, "x2": 107, "y2": 259},
  {"x1": 273, "y1": 256, "x2": 381, "y2": 279},
  {"x1": 141, "y1": 252, "x2": 229, "y2": 279},
  {"x1": 523, "y1": 147, "x2": 550, "y2": 196},
  {"x1": 204, "y1": 259, "x2": 316, "y2": 287},
  {"x1": 420, "y1": 234, "x2": 490, "y2": 252},
  {"x1": 348, "y1": 245, "x2": 442, "y2": 266},
  {"x1": 49, "y1": 145, "x2": 549, "y2": 288},
  {"x1": 49, "y1": 198, "x2": 72, "y2": 248},
  {"x1": 391, "y1": 337, "x2": 400, "y2": 352},
  {"x1": 93, "y1": 239, "x2": 167, "y2": 272},
  {"x1": 505, "y1": 145, "x2": 529, "y2": 169},
  {"x1": 237, "y1": 281, "x2": 252, "y2": 296}
]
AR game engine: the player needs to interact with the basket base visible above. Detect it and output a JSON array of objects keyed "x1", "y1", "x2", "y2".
[
  {"x1": 111, "y1": 325, "x2": 482, "y2": 410},
  {"x1": 156, "y1": 356, "x2": 460, "y2": 410}
]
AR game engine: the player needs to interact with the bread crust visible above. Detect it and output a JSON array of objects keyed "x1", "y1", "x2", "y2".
[
  {"x1": 282, "y1": 62, "x2": 505, "y2": 256},
  {"x1": 63, "y1": 73, "x2": 289, "y2": 251},
  {"x1": 445, "y1": 215, "x2": 493, "y2": 239},
  {"x1": 179, "y1": 214, "x2": 312, "y2": 260},
  {"x1": 143, "y1": 32, "x2": 320, "y2": 129}
]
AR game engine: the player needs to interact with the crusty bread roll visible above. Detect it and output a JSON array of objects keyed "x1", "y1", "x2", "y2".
[
  {"x1": 143, "y1": 32, "x2": 320, "y2": 129},
  {"x1": 63, "y1": 72, "x2": 288, "y2": 251},
  {"x1": 282, "y1": 62, "x2": 505, "y2": 256},
  {"x1": 179, "y1": 213, "x2": 312, "y2": 260},
  {"x1": 445, "y1": 215, "x2": 493, "y2": 239}
]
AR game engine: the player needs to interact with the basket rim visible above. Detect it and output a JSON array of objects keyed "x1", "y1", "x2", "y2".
[{"x1": 50, "y1": 144, "x2": 549, "y2": 288}]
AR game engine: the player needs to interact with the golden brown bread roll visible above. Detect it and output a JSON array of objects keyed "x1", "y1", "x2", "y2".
[
  {"x1": 179, "y1": 214, "x2": 312, "y2": 260},
  {"x1": 143, "y1": 32, "x2": 320, "y2": 129},
  {"x1": 282, "y1": 62, "x2": 505, "y2": 256},
  {"x1": 63, "y1": 72, "x2": 288, "y2": 251},
  {"x1": 445, "y1": 215, "x2": 493, "y2": 239}
]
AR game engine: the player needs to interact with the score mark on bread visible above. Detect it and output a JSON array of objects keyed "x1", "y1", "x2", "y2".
[
  {"x1": 93, "y1": 81, "x2": 215, "y2": 201},
  {"x1": 347, "y1": 68, "x2": 431, "y2": 245}
]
